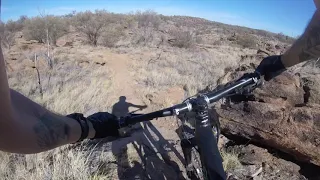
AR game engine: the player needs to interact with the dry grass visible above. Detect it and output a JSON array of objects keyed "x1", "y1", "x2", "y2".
[
  {"x1": 221, "y1": 149, "x2": 242, "y2": 171},
  {"x1": 3, "y1": 46, "x2": 123, "y2": 180},
  {"x1": 7, "y1": 46, "x2": 116, "y2": 115},
  {"x1": 0, "y1": 142, "x2": 119, "y2": 180},
  {"x1": 130, "y1": 46, "x2": 245, "y2": 96}
]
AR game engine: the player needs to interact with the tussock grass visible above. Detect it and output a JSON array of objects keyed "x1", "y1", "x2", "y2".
[
  {"x1": 221, "y1": 149, "x2": 242, "y2": 171},
  {"x1": 0, "y1": 145, "x2": 94, "y2": 180}
]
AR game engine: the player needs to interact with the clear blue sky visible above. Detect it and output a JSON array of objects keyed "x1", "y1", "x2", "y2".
[{"x1": 1, "y1": 0, "x2": 316, "y2": 37}]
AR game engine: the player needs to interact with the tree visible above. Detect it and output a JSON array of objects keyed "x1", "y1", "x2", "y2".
[
  {"x1": 23, "y1": 16, "x2": 68, "y2": 45},
  {"x1": 136, "y1": 10, "x2": 161, "y2": 30},
  {"x1": 0, "y1": 21, "x2": 15, "y2": 49},
  {"x1": 73, "y1": 10, "x2": 112, "y2": 46},
  {"x1": 1, "y1": 30, "x2": 15, "y2": 49}
]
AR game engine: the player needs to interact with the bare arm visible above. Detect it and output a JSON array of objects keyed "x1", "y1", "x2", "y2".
[
  {"x1": 0, "y1": 46, "x2": 95, "y2": 154},
  {"x1": 282, "y1": 2, "x2": 320, "y2": 67},
  {"x1": 128, "y1": 103, "x2": 147, "y2": 109}
]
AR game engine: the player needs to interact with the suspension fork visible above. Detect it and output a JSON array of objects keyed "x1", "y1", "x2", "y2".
[{"x1": 193, "y1": 96, "x2": 226, "y2": 180}]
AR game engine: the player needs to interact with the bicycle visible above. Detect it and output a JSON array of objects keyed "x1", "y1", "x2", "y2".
[{"x1": 118, "y1": 72, "x2": 262, "y2": 180}]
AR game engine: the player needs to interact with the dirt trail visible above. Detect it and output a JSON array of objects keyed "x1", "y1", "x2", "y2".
[
  {"x1": 97, "y1": 51, "x2": 187, "y2": 180},
  {"x1": 104, "y1": 52, "x2": 144, "y2": 111}
]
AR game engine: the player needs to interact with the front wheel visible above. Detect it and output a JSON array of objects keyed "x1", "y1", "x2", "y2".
[{"x1": 179, "y1": 125, "x2": 220, "y2": 180}]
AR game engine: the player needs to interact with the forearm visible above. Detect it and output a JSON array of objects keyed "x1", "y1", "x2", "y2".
[
  {"x1": 0, "y1": 90, "x2": 95, "y2": 154},
  {"x1": 282, "y1": 9, "x2": 320, "y2": 67}
]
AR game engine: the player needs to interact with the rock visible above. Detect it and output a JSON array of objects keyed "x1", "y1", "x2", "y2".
[
  {"x1": 218, "y1": 134, "x2": 230, "y2": 149},
  {"x1": 301, "y1": 76, "x2": 320, "y2": 104},
  {"x1": 225, "y1": 144, "x2": 308, "y2": 180},
  {"x1": 222, "y1": 69, "x2": 304, "y2": 107},
  {"x1": 217, "y1": 101, "x2": 320, "y2": 166},
  {"x1": 211, "y1": 62, "x2": 320, "y2": 166},
  {"x1": 255, "y1": 72, "x2": 304, "y2": 106}
]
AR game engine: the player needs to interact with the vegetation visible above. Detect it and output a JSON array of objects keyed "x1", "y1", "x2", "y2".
[
  {"x1": 169, "y1": 29, "x2": 195, "y2": 48},
  {"x1": 235, "y1": 34, "x2": 257, "y2": 49},
  {"x1": 23, "y1": 15, "x2": 68, "y2": 45},
  {"x1": 72, "y1": 10, "x2": 114, "y2": 46},
  {"x1": 135, "y1": 10, "x2": 161, "y2": 30}
]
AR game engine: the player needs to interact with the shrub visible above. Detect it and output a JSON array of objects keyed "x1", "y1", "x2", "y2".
[
  {"x1": 0, "y1": 21, "x2": 17, "y2": 49},
  {"x1": 169, "y1": 29, "x2": 194, "y2": 48},
  {"x1": 235, "y1": 34, "x2": 257, "y2": 49},
  {"x1": 23, "y1": 17, "x2": 46, "y2": 43},
  {"x1": 73, "y1": 10, "x2": 113, "y2": 46},
  {"x1": 134, "y1": 27, "x2": 154, "y2": 46},
  {"x1": 101, "y1": 26, "x2": 125, "y2": 47},
  {"x1": 23, "y1": 16, "x2": 68, "y2": 45},
  {"x1": 1, "y1": 31, "x2": 15, "y2": 49},
  {"x1": 135, "y1": 10, "x2": 161, "y2": 30},
  {"x1": 5, "y1": 20, "x2": 23, "y2": 33},
  {"x1": 274, "y1": 32, "x2": 295, "y2": 44}
]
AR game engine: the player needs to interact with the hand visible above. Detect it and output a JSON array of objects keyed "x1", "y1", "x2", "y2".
[
  {"x1": 255, "y1": 55, "x2": 286, "y2": 81},
  {"x1": 87, "y1": 112, "x2": 120, "y2": 139}
]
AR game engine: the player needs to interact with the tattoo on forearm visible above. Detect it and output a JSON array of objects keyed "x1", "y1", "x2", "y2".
[
  {"x1": 33, "y1": 113, "x2": 70, "y2": 150},
  {"x1": 299, "y1": 16, "x2": 320, "y2": 62}
]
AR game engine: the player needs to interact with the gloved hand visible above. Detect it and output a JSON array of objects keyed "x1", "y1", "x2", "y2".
[
  {"x1": 255, "y1": 55, "x2": 286, "y2": 81},
  {"x1": 87, "y1": 112, "x2": 120, "y2": 138}
]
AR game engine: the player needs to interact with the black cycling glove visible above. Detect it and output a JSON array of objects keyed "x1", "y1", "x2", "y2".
[
  {"x1": 255, "y1": 55, "x2": 286, "y2": 81},
  {"x1": 87, "y1": 112, "x2": 120, "y2": 138},
  {"x1": 68, "y1": 112, "x2": 120, "y2": 141}
]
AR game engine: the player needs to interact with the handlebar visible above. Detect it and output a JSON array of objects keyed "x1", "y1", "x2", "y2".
[{"x1": 119, "y1": 73, "x2": 261, "y2": 127}]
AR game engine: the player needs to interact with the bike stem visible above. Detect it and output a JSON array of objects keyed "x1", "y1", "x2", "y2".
[{"x1": 193, "y1": 96, "x2": 227, "y2": 180}]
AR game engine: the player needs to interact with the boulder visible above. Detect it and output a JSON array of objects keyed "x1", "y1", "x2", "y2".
[
  {"x1": 217, "y1": 102, "x2": 320, "y2": 166},
  {"x1": 254, "y1": 72, "x2": 304, "y2": 106},
  {"x1": 212, "y1": 60, "x2": 320, "y2": 166}
]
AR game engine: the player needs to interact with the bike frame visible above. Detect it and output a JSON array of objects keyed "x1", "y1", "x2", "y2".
[{"x1": 119, "y1": 74, "x2": 260, "y2": 180}]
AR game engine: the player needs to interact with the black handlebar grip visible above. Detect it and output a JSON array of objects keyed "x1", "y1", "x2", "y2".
[
  {"x1": 255, "y1": 55, "x2": 286, "y2": 81},
  {"x1": 264, "y1": 69, "x2": 286, "y2": 81}
]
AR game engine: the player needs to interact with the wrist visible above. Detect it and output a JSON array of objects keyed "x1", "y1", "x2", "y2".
[
  {"x1": 66, "y1": 113, "x2": 91, "y2": 142},
  {"x1": 87, "y1": 120, "x2": 96, "y2": 139},
  {"x1": 275, "y1": 55, "x2": 286, "y2": 71}
]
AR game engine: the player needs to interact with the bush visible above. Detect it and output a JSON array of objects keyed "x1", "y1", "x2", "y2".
[
  {"x1": 136, "y1": 10, "x2": 161, "y2": 30},
  {"x1": 1, "y1": 31, "x2": 15, "y2": 49},
  {"x1": 235, "y1": 34, "x2": 257, "y2": 49},
  {"x1": 23, "y1": 17, "x2": 46, "y2": 43},
  {"x1": 73, "y1": 10, "x2": 113, "y2": 46},
  {"x1": 101, "y1": 26, "x2": 125, "y2": 47},
  {"x1": 0, "y1": 21, "x2": 18, "y2": 49},
  {"x1": 23, "y1": 16, "x2": 68, "y2": 45},
  {"x1": 169, "y1": 29, "x2": 194, "y2": 48},
  {"x1": 5, "y1": 20, "x2": 23, "y2": 33},
  {"x1": 274, "y1": 32, "x2": 295, "y2": 44}
]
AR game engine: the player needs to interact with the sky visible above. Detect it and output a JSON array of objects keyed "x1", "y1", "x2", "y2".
[{"x1": 0, "y1": 0, "x2": 316, "y2": 37}]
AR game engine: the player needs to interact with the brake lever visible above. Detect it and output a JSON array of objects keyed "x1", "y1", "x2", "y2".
[{"x1": 228, "y1": 73, "x2": 263, "y2": 103}]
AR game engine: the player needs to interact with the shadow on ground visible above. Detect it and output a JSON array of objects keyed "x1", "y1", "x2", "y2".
[{"x1": 109, "y1": 96, "x2": 186, "y2": 180}]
